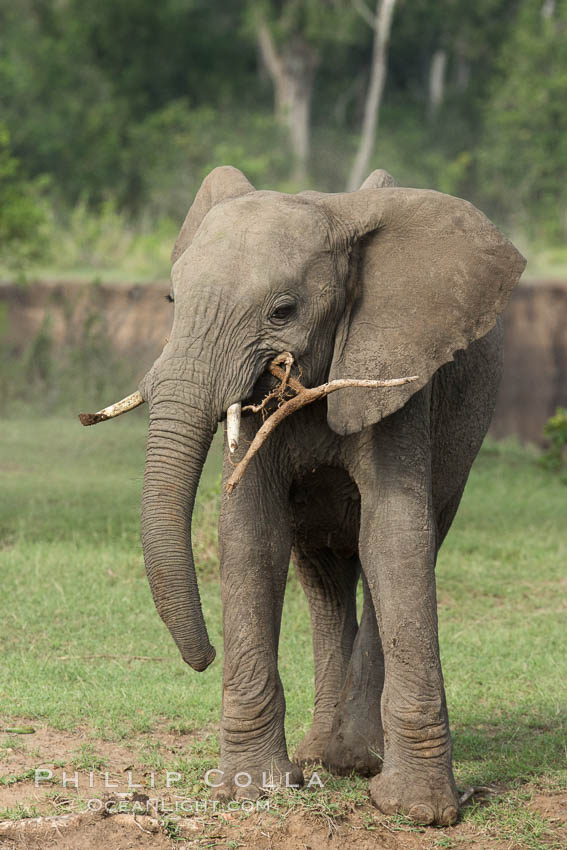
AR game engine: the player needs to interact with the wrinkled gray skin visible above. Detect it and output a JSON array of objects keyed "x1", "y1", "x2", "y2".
[{"x1": 139, "y1": 166, "x2": 525, "y2": 826}]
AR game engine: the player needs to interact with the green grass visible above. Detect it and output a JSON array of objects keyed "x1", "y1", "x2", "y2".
[
  {"x1": 438, "y1": 440, "x2": 566, "y2": 788},
  {"x1": 465, "y1": 790, "x2": 564, "y2": 850},
  {"x1": 0, "y1": 415, "x2": 226, "y2": 739},
  {"x1": 0, "y1": 802, "x2": 40, "y2": 820},
  {"x1": 0, "y1": 418, "x2": 565, "y2": 836}
]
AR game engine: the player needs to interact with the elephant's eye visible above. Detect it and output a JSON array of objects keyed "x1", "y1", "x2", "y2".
[
  {"x1": 165, "y1": 293, "x2": 174, "y2": 303},
  {"x1": 269, "y1": 302, "x2": 296, "y2": 324}
]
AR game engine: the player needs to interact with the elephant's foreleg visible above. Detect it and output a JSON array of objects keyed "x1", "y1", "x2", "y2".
[
  {"x1": 292, "y1": 546, "x2": 359, "y2": 766},
  {"x1": 353, "y1": 403, "x2": 460, "y2": 826},
  {"x1": 324, "y1": 573, "x2": 385, "y2": 776},
  {"x1": 214, "y1": 448, "x2": 302, "y2": 800}
]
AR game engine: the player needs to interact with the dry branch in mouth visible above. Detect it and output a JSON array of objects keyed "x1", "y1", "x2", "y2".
[
  {"x1": 242, "y1": 351, "x2": 297, "y2": 416},
  {"x1": 226, "y1": 353, "x2": 417, "y2": 494}
]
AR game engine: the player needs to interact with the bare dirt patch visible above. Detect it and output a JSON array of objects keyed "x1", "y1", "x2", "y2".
[
  {"x1": 530, "y1": 792, "x2": 567, "y2": 846},
  {"x1": 0, "y1": 724, "x2": 565, "y2": 849}
]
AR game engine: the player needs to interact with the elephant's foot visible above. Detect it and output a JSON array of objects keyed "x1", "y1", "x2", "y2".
[
  {"x1": 293, "y1": 723, "x2": 332, "y2": 766},
  {"x1": 323, "y1": 706, "x2": 383, "y2": 777},
  {"x1": 210, "y1": 757, "x2": 304, "y2": 802},
  {"x1": 370, "y1": 766, "x2": 459, "y2": 826}
]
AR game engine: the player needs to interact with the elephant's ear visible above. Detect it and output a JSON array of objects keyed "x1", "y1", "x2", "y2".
[
  {"x1": 358, "y1": 168, "x2": 397, "y2": 189},
  {"x1": 299, "y1": 168, "x2": 397, "y2": 201},
  {"x1": 318, "y1": 188, "x2": 526, "y2": 436},
  {"x1": 171, "y1": 166, "x2": 255, "y2": 264}
]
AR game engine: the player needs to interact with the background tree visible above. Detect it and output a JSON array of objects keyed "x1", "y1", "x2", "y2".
[
  {"x1": 346, "y1": 0, "x2": 397, "y2": 191},
  {"x1": 255, "y1": 10, "x2": 318, "y2": 181},
  {"x1": 250, "y1": 1, "x2": 358, "y2": 182},
  {"x1": 480, "y1": 0, "x2": 567, "y2": 240},
  {"x1": 1, "y1": 0, "x2": 565, "y2": 276}
]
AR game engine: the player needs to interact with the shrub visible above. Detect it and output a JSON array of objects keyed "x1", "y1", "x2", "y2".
[
  {"x1": 541, "y1": 407, "x2": 567, "y2": 472},
  {"x1": 0, "y1": 123, "x2": 49, "y2": 275}
]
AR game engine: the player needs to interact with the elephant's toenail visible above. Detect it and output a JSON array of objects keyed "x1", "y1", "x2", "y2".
[
  {"x1": 442, "y1": 805, "x2": 459, "y2": 825},
  {"x1": 235, "y1": 784, "x2": 260, "y2": 802},
  {"x1": 377, "y1": 796, "x2": 399, "y2": 814},
  {"x1": 408, "y1": 804, "x2": 435, "y2": 824}
]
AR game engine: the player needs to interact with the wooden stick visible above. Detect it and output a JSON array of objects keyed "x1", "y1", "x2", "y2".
[
  {"x1": 242, "y1": 353, "x2": 297, "y2": 415},
  {"x1": 226, "y1": 358, "x2": 417, "y2": 494}
]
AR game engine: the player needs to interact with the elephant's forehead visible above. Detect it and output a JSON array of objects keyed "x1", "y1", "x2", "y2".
[{"x1": 192, "y1": 193, "x2": 330, "y2": 268}]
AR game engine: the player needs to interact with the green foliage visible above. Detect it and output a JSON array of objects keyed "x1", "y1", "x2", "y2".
[
  {"x1": 0, "y1": 0, "x2": 260, "y2": 212},
  {"x1": 127, "y1": 101, "x2": 290, "y2": 219},
  {"x1": 247, "y1": 0, "x2": 360, "y2": 45},
  {"x1": 1, "y1": 0, "x2": 566, "y2": 274},
  {"x1": 43, "y1": 197, "x2": 175, "y2": 279},
  {"x1": 0, "y1": 124, "x2": 48, "y2": 273},
  {"x1": 480, "y1": 0, "x2": 567, "y2": 241},
  {"x1": 541, "y1": 407, "x2": 567, "y2": 472}
]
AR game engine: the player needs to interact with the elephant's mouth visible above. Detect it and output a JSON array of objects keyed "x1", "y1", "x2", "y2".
[
  {"x1": 221, "y1": 370, "x2": 287, "y2": 454},
  {"x1": 216, "y1": 361, "x2": 292, "y2": 451}
]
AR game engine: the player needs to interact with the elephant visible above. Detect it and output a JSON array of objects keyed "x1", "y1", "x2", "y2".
[{"x1": 117, "y1": 166, "x2": 525, "y2": 825}]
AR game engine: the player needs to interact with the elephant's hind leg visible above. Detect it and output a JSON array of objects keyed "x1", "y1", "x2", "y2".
[
  {"x1": 292, "y1": 546, "x2": 359, "y2": 767},
  {"x1": 324, "y1": 574, "x2": 385, "y2": 776}
]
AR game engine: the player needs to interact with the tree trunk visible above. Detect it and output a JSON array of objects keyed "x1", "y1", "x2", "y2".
[
  {"x1": 454, "y1": 52, "x2": 471, "y2": 92},
  {"x1": 257, "y1": 20, "x2": 318, "y2": 183},
  {"x1": 347, "y1": 0, "x2": 397, "y2": 192},
  {"x1": 428, "y1": 47, "x2": 447, "y2": 119}
]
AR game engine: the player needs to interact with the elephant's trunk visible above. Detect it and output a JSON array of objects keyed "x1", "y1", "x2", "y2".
[{"x1": 141, "y1": 383, "x2": 216, "y2": 672}]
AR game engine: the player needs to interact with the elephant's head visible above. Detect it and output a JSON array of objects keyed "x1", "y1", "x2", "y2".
[{"x1": 136, "y1": 165, "x2": 525, "y2": 672}]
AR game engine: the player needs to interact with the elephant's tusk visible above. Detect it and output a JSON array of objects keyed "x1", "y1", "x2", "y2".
[
  {"x1": 227, "y1": 402, "x2": 241, "y2": 453},
  {"x1": 78, "y1": 391, "x2": 145, "y2": 426}
]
